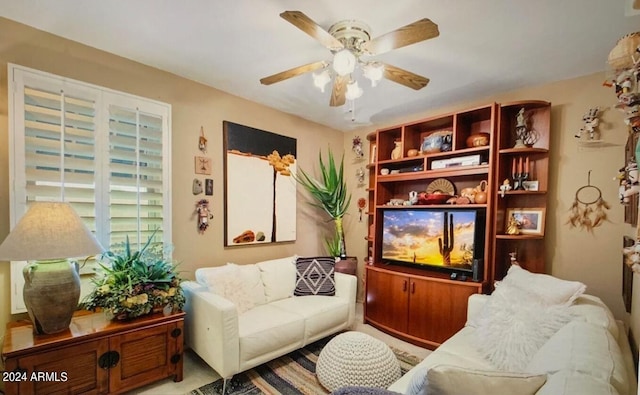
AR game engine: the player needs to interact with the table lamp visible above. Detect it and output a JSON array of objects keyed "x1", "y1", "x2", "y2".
[{"x1": 0, "y1": 202, "x2": 104, "y2": 334}]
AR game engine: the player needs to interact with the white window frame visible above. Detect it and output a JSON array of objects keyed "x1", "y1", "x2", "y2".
[{"x1": 8, "y1": 64, "x2": 172, "y2": 313}]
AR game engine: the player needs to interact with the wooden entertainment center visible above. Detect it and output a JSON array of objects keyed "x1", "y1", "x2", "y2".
[{"x1": 364, "y1": 101, "x2": 551, "y2": 349}]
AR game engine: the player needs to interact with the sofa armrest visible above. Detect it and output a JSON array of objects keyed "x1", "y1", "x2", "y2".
[
  {"x1": 335, "y1": 272, "x2": 357, "y2": 327},
  {"x1": 182, "y1": 281, "x2": 240, "y2": 378},
  {"x1": 466, "y1": 293, "x2": 490, "y2": 324}
]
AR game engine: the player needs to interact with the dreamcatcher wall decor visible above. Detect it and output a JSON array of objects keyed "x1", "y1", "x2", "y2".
[{"x1": 567, "y1": 171, "x2": 610, "y2": 232}]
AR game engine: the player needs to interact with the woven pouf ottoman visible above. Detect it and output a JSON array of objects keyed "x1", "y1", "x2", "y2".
[{"x1": 316, "y1": 331, "x2": 401, "y2": 392}]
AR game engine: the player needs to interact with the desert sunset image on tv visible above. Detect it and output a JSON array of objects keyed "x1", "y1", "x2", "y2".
[{"x1": 382, "y1": 210, "x2": 476, "y2": 268}]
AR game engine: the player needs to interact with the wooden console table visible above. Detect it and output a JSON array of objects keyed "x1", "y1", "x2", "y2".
[{"x1": 2, "y1": 310, "x2": 185, "y2": 395}]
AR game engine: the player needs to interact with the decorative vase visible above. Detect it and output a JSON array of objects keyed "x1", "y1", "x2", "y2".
[
  {"x1": 23, "y1": 259, "x2": 80, "y2": 334},
  {"x1": 390, "y1": 141, "x2": 402, "y2": 160}
]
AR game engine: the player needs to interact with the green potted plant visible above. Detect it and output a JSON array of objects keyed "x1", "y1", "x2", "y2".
[
  {"x1": 294, "y1": 149, "x2": 351, "y2": 258},
  {"x1": 82, "y1": 232, "x2": 185, "y2": 320}
]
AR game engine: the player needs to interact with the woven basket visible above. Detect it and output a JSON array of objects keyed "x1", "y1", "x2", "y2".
[{"x1": 608, "y1": 32, "x2": 640, "y2": 70}]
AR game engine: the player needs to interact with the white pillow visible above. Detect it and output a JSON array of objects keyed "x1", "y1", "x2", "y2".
[
  {"x1": 501, "y1": 265, "x2": 586, "y2": 306},
  {"x1": 474, "y1": 283, "x2": 572, "y2": 371},
  {"x1": 425, "y1": 365, "x2": 547, "y2": 395},
  {"x1": 230, "y1": 263, "x2": 266, "y2": 306},
  {"x1": 256, "y1": 256, "x2": 297, "y2": 302},
  {"x1": 526, "y1": 321, "x2": 629, "y2": 395},
  {"x1": 196, "y1": 264, "x2": 255, "y2": 314}
]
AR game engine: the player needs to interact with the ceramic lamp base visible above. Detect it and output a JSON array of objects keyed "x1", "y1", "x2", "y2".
[{"x1": 23, "y1": 259, "x2": 80, "y2": 334}]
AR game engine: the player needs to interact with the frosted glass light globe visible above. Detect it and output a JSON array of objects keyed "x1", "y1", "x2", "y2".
[{"x1": 333, "y1": 49, "x2": 356, "y2": 76}]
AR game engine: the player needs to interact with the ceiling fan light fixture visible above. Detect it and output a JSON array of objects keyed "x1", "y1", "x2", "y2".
[
  {"x1": 312, "y1": 69, "x2": 331, "y2": 92},
  {"x1": 345, "y1": 80, "x2": 363, "y2": 101},
  {"x1": 333, "y1": 49, "x2": 357, "y2": 76},
  {"x1": 363, "y1": 62, "x2": 384, "y2": 87}
]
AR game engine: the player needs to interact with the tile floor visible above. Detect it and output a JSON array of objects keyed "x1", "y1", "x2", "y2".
[{"x1": 129, "y1": 302, "x2": 431, "y2": 394}]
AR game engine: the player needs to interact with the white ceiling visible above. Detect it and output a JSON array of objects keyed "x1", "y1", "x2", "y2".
[{"x1": 1, "y1": 0, "x2": 639, "y2": 131}]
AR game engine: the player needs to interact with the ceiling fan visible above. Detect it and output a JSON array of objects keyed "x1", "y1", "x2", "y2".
[{"x1": 260, "y1": 11, "x2": 439, "y2": 107}]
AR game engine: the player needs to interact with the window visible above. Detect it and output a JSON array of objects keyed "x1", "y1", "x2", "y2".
[{"x1": 8, "y1": 64, "x2": 172, "y2": 313}]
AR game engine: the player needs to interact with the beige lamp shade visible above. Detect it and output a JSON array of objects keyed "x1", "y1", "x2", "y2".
[{"x1": 0, "y1": 202, "x2": 104, "y2": 261}]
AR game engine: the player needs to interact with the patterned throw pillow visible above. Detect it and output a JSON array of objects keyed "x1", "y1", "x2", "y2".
[{"x1": 295, "y1": 256, "x2": 336, "y2": 296}]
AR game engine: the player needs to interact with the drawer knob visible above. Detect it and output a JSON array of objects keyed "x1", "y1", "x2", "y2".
[{"x1": 171, "y1": 328, "x2": 182, "y2": 338}]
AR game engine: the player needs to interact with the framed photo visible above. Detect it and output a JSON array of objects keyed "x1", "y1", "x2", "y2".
[
  {"x1": 195, "y1": 156, "x2": 212, "y2": 175},
  {"x1": 522, "y1": 180, "x2": 539, "y2": 191},
  {"x1": 506, "y1": 208, "x2": 546, "y2": 235}
]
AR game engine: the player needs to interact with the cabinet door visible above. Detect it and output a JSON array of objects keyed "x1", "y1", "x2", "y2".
[
  {"x1": 14, "y1": 339, "x2": 109, "y2": 395},
  {"x1": 408, "y1": 278, "x2": 478, "y2": 345},
  {"x1": 365, "y1": 269, "x2": 409, "y2": 333},
  {"x1": 109, "y1": 321, "x2": 183, "y2": 393}
]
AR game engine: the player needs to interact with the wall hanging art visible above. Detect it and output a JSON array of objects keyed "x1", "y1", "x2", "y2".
[
  {"x1": 223, "y1": 121, "x2": 297, "y2": 246},
  {"x1": 567, "y1": 171, "x2": 610, "y2": 232}
]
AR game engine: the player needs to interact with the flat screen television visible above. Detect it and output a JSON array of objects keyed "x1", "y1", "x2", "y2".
[{"x1": 381, "y1": 208, "x2": 485, "y2": 274}]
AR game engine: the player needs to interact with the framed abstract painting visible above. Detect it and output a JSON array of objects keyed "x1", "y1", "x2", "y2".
[{"x1": 223, "y1": 121, "x2": 297, "y2": 246}]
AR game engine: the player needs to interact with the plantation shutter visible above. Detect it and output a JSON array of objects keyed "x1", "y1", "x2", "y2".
[
  {"x1": 22, "y1": 85, "x2": 99, "y2": 231},
  {"x1": 108, "y1": 105, "x2": 165, "y2": 248}
]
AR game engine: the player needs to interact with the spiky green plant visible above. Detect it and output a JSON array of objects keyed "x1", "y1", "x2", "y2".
[
  {"x1": 294, "y1": 149, "x2": 351, "y2": 257},
  {"x1": 82, "y1": 230, "x2": 184, "y2": 320},
  {"x1": 324, "y1": 228, "x2": 343, "y2": 257}
]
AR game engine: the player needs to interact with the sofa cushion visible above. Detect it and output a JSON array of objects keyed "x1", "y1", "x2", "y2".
[
  {"x1": 195, "y1": 264, "x2": 255, "y2": 314},
  {"x1": 231, "y1": 263, "x2": 267, "y2": 306},
  {"x1": 294, "y1": 256, "x2": 336, "y2": 296},
  {"x1": 238, "y1": 304, "x2": 304, "y2": 363},
  {"x1": 424, "y1": 365, "x2": 547, "y2": 395},
  {"x1": 569, "y1": 295, "x2": 619, "y2": 340},
  {"x1": 271, "y1": 295, "x2": 349, "y2": 341},
  {"x1": 256, "y1": 256, "x2": 297, "y2": 302},
  {"x1": 536, "y1": 370, "x2": 620, "y2": 395},
  {"x1": 527, "y1": 320, "x2": 629, "y2": 395},
  {"x1": 500, "y1": 264, "x2": 586, "y2": 305},
  {"x1": 474, "y1": 282, "x2": 572, "y2": 370}
]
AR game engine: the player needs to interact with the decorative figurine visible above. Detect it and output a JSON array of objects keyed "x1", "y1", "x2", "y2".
[
  {"x1": 199, "y1": 126, "x2": 208, "y2": 153},
  {"x1": 509, "y1": 251, "x2": 519, "y2": 266},
  {"x1": 391, "y1": 140, "x2": 403, "y2": 160},
  {"x1": 513, "y1": 108, "x2": 539, "y2": 147},
  {"x1": 352, "y1": 136, "x2": 364, "y2": 159},
  {"x1": 195, "y1": 199, "x2": 213, "y2": 234},
  {"x1": 506, "y1": 213, "x2": 521, "y2": 235},
  {"x1": 499, "y1": 179, "x2": 512, "y2": 198},
  {"x1": 575, "y1": 107, "x2": 602, "y2": 140},
  {"x1": 356, "y1": 167, "x2": 365, "y2": 185}
]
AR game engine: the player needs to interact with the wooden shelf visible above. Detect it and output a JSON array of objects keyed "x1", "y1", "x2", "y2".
[
  {"x1": 495, "y1": 234, "x2": 545, "y2": 240},
  {"x1": 499, "y1": 147, "x2": 549, "y2": 155}
]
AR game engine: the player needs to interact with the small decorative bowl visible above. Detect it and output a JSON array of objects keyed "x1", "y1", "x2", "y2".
[{"x1": 407, "y1": 149, "x2": 419, "y2": 157}]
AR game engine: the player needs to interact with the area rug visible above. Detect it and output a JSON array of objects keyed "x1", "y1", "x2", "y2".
[{"x1": 188, "y1": 336, "x2": 421, "y2": 395}]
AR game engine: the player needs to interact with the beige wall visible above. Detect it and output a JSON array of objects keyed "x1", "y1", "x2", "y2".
[
  {"x1": 343, "y1": 73, "x2": 633, "y2": 321},
  {"x1": 0, "y1": 18, "x2": 344, "y2": 337}
]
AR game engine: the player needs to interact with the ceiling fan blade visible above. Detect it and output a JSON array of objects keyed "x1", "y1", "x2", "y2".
[
  {"x1": 330, "y1": 75, "x2": 347, "y2": 107},
  {"x1": 280, "y1": 11, "x2": 344, "y2": 51},
  {"x1": 363, "y1": 18, "x2": 439, "y2": 55},
  {"x1": 260, "y1": 61, "x2": 326, "y2": 85},
  {"x1": 382, "y1": 63, "x2": 429, "y2": 90}
]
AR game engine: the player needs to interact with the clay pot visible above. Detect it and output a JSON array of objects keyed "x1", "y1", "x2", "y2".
[
  {"x1": 407, "y1": 148, "x2": 419, "y2": 157},
  {"x1": 466, "y1": 133, "x2": 490, "y2": 148},
  {"x1": 474, "y1": 180, "x2": 488, "y2": 204}
]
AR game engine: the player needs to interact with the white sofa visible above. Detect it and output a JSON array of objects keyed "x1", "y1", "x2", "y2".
[
  {"x1": 389, "y1": 286, "x2": 637, "y2": 395},
  {"x1": 182, "y1": 256, "x2": 357, "y2": 385}
]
